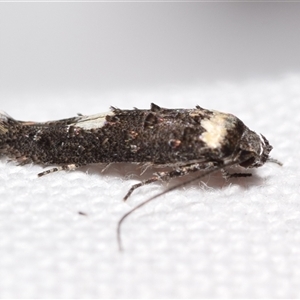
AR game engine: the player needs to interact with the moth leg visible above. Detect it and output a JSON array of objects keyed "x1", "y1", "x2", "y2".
[
  {"x1": 38, "y1": 163, "x2": 81, "y2": 177},
  {"x1": 221, "y1": 169, "x2": 252, "y2": 180},
  {"x1": 124, "y1": 163, "x2": 203, "y2": 201}
]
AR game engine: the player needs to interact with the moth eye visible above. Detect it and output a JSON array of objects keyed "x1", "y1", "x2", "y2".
[
  {"x1": 239, "y1": 151, "x2": 256, "y2": 168},
  {"x1": 239, "y1": 157, "x2": 255, "y2": 168}
]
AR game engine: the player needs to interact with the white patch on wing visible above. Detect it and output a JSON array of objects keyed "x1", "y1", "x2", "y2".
[
  {"x1": 71, "y1": 111, "x2": 115, "y2": 130},
  {"x1": 199, "y1": 112, "x2": 236, "y2": 149}
]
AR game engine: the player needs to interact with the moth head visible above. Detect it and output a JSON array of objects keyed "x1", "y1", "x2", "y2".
[{"x1": 238, "y1": 130, "x2": 273, "y2": 168}]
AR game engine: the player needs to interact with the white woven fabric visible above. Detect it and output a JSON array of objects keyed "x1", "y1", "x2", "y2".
[{"x1": 0, "y1": 76, "x2": 299, "y2": 298}]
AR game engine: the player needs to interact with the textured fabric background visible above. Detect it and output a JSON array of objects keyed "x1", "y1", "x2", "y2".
[{"x1": 0, "y1": 76, "x2": 299, "y2": 298}]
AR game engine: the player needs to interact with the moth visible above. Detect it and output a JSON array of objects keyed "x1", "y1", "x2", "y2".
[{"x1": 0, "y1": 103, "x2": 281, "y2": 250}]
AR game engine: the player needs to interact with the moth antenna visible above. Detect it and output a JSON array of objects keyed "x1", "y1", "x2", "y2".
[
  {"x1": 117, "y1": 159, "x2": 243, "y2": 252},
  {"x1": 267, "y1": 157, "x2": 283, "y2": 166}
]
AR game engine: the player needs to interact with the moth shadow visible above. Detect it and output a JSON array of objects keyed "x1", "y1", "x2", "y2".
[{"x1": 80, "y1": 162, "x2": 264, "y2": 196}]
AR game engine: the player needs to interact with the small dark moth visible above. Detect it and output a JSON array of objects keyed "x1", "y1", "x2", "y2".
[{"x1": 0, "y1": 103, "x2": 281, "y2": 250}]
